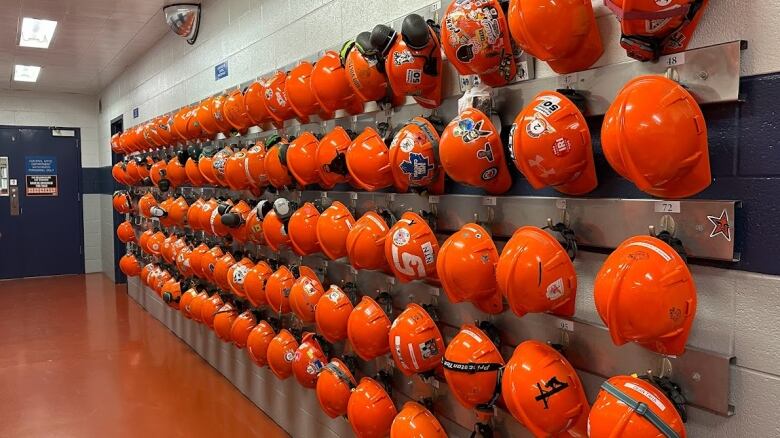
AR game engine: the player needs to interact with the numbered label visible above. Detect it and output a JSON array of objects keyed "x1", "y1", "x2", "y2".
[
  {"x1": 557, "y1": 319, "x2": 574, "y2": 332},
  {"x1": 659, "y1": 52, "x2": 686, "y2": 68},
  {"x1": 556, "y1": 199, "x2": 567, "y2": 210},
  {"x1": 654, "y1": 201, "x2": 681, "y2": 214}
]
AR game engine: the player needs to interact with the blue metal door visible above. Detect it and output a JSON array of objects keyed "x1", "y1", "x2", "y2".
[{"x1": 0, "y1": 126, "x2": 84, "y2": 279}]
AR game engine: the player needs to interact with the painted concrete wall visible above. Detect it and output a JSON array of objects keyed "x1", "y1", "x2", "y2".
[
  {"x1": 0, "y1": 89, "x2": 103, "y2": 273},
  {"x1": 99, "y1": 0, "x2": 780, "y2": 436}
]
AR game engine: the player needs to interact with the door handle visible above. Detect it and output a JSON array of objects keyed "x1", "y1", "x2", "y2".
[{"x1": 9, "y1": 186, "x2": 19, "y2": 216}]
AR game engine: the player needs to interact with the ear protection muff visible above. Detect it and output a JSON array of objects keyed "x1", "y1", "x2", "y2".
[
  {"x1": 158, "y1": 178, "x2": 171, "y2": 192},
  {"x1": 265, "y1": 134, "x2": 283, "y2": 149},
  {"x1": 278, "y1": 140, "x2": 291, "y2": 166},
  {"x1": 273, "y1": 198, "x2": 297, "y2": 224},
  {"x1": 339, "y1": 40, "x2": 356, "y2": 67},
  {"x1": 187, "y1": 144, "x2": 201, "y2": 162},
  {"x1": 355, "y1": 31, "x2": 377, "y2": 57},
  {"x1": 401, "y1": 14, "x2": 439, "y2": 76},
  {"x1": 370, "y1": 24, "x2": 397, "y2": 56},
  {"x1": 176, "y1": 148, "x2": 189, "y2": 163},
  {"x1": 256, "y1": 199, "x2": 274, "y2": 219}
]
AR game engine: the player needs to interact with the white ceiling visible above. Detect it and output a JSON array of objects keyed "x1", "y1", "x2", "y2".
[{"x1": 0, "y1": 0, "x2": 169, "y2": 94}]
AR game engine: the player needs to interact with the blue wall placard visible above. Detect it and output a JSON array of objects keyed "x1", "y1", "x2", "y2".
[
  {"x1": 215, "y1": 61, "x2": 229, "y2": 80},
  {"x1": 25, "y1": 156, "x2": 57, "y2": 174},
  {"x1": 132, "y1": 108, "x2": 139, "y2": 119}
]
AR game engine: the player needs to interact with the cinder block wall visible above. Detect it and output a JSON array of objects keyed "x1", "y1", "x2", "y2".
[{"x1": 100, "y1": 1, "x2": 780, "y2": 436}]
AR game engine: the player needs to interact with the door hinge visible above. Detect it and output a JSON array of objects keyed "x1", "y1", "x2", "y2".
[{"x1": 77, "y1": 193, "x2": 81, "y2": 202}]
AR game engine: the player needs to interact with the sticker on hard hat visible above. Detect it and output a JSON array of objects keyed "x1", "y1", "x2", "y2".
[
  {"x1": 546, "y1": 278, "x2": 565, "y2": 300},
  {"x1": 393, "y1": 51, "x2": 415, "y2": 65},
  {"x1": 233, "y1": 266, "x2": 249, "y2": 284},
  {"x1": 454, "y1": 118, "x2": 491, "y2": 143},
  {"x1": 534, "y1": 96, "x2": 562, "y2": 117},
  {"x1": 400, "y1": 136, "x2": 416, "y2": 153},
  {"x1": 400, "y1": 152, "x2": 434, "y2": 181},
  {"x1": 534, "y1": 376, "x2": 570, "y2": 409},
  {"x1": 285, "y1": 351, "x2": 295, "y2": 363},
  {"x1": 394, "y1": 336, "x2": 410, "y2": 370},
  {"x1": 623, "y1": 382, "x2": 667, "y2": 411},
  {"x1": 552, "y1": 138, "x2": 572, "y2": 157},
  {"x1": 406, "y1": 69, "x2": 422, "y2": 85},
  {"x1": 421, "y1": 241, "x2": 435, "y2": 265},
  {"x1": 626, "y1": 241, "x2": 672, "y2": 262},
  {"x1": 393, "y1": 228, "x2": 411, "y2": 247},
  {"x1": 419, "y1": 339, "x2": 439, "y2": 360},
  {"x1": 481, "y1": 167, "x2": 498, "y2": 181},
  {"x1": 303, "y1": 280, "x2": 317, "y2": 296},
  {"x1": 477, "y1": 143, "x2": 495, "y2": 162},
  {"x1": 327, "y1": 290, "x2": 341, "y2": 302}
]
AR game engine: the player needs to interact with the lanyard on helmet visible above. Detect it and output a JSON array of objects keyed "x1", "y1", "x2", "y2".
[{"x1": 601, "y1": 381, "x2": 681, "y2": 438}]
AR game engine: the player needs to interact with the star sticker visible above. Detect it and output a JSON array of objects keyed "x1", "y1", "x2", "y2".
[{"x1": 707, "y1": 209, "x2": 731, "y2": 242}]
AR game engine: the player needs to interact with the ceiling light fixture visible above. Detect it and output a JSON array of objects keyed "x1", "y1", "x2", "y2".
[
  {"x1": 14, "y1": 65, "x2": 42, "y2": 82},
  {"x1": 19, "y1": 17, "x2": 58, "y2": 49}
]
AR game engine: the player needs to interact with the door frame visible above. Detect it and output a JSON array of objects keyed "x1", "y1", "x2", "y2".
[
  {"x1": 110, "y1": 115, "x2": 126, "y2": 284},
  {"x1": 0, "y1": 124, "x2": 85, "y2": 277}
]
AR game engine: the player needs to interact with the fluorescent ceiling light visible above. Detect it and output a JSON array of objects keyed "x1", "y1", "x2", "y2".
[
  {"x1": 19, "y1": 17, "x2": 58, "y2": 48},
  {"x1": 14, "y1": 65, "x2": 41, "y2": 82}
]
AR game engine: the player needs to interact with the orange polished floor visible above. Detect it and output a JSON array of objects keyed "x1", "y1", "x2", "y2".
[{"x1": 0, "y1": 274, "x2": 289, "y2": 438}]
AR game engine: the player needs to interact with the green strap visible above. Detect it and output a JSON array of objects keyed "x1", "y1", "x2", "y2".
[{"x1": 601, "y1": 381, "x2": 680, "y2": 438}]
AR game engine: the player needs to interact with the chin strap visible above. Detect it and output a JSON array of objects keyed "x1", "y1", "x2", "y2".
[{"x1": 600, "y1": 380, "x2": 682, "y2": 438}]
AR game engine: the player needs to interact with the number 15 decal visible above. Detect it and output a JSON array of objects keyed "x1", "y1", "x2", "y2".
[{"x1": 391, "y1": 245, "x2": 426, "y2": 278}]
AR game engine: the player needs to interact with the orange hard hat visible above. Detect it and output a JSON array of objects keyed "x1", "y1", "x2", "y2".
[
  {"x1": 150, "y1": 267, "x2": 172, "y2": 295},
  {"x1": 138, "y1": 229, "x2": 153, "y2": 254},
  {"x1": 589, "y1": 375, "x2": 687, "y2": 438},
  {"x1": 605, "y1": 0, "x2": 708, "y2": 62},
  {"x1": 345, "y1": 127, "x2": 394, "y2": 191},
  {"x1": 176, "y1": 246, "x2": 195, "y2": 278},
  {"x1": 179, "y1": 287, "x2": 199, "y2": 318},
  {"x1": 160, "y1": 233, "x2": 178, "y2": 264},
  {"x1": 264, "y1": 139, "x2": 294, "y2": 189},
  {"x1": 212, "y1": 251, "x2": 236, "y2": 292},
  {"x1": 345, "y1": 210, "x2": 392, "y2": 271},
  {"x1": 200, "y1": 293, "x2": 225, "y2": 329},
  {"x1": 221, "y1": 200, "x2": 253, "y2": 242},
  {"x1": 263, "y1": 71, "x2": 296, "y2": 125},
  {"x1": 376, "y1": 15, "x2": 443, "y2": 109},
  {"x1": 292, "y1": 333, "x2": 328, "y2": 388},
  {"x1": 188, "y1": 243, "x2": 210, "y2": 280},
  {"x1": 165, "y1": 156, "x2": 189, "y2": 188},
  {"x1": 195, "y1": 97, "x2": 221, "y2": 136},
  {"x1": 342, "y1": 35, "x2": 395, "y2": 103},
  {"x1": 315, "y1": 285, "x2": 355, "y2": 343},
  {"x1": 261, "y1": 210, "x2": 290, "y2": 251},
  {"x1": 224, "y1": 150, "x2": 252, "y2": 191},
  {"x1": 245, "y1": 143, "x2": 270, "y2": 189},
  {"x1": 316, "y1": 201, "x2": 355, "y2": 260},
  {"x1": 509, "y1": 90, "x2": 598, "y2": 195},
  {"x1": 289, "y1": 274, "x2": 325, "y2": 323},
  {"x1": 267, "y1": 329, "x2": 299, "y2": 380},
  {"x1": 288, "y1": 202, "x2": 322, "y2": 256},
  {"x1": 246, "y1": 320, "x2": 276, "y2": 367},
  {"x1": 210, "y1": 146, "x2": 234, "y2": 187},
  {"x1": 212, "y1": 95, "x2": 234, "y2": 134},
  {"x1": 139, "y1": 262, "x2": 154, "y2": 286},
  {"x1": 286, "y1": 62, "x2": 332, "y2": 122},
  {"x1": 149, "y1": 159, "x2": 169, "y2": 189},
  {"x1": 443, "y1": 324, "x2": 505, "y2": 411},
  {"x1": 112, "y1": 161, "x2": 131, "y2": 185},
  {"x1": 172, "y1": 106, "x2": 193, "y2": 140},
  {"x1": 347, "y1": 377, "x2": 398, "y2": 438},
  {"x1": 193, "y1": 198, "x2": 216, "y2": 233},
  {"x1": 244, "y1": 260, "x2": 274, "y2": 308},
  {"x1": 390, "y1": 402, "x2": 447, "y2": 438},
  {"x1": 119, "y1": 253, "x2": 142, "y2": 277},
  {"x1": 112, "y1": 190, "x2": 133, "y2": 214},
  {"x1": 229, "y1": 310, "x2": 257, "y2": 349},
  {"x1": 316, "y1": 358, "x2": 357, "y2": 418},
  {"x1": 206, "y1": 200, "x2": 231, "y2": 237},
  {"x1": 507, "y1": 0, "x2": 603, "y2": 74},
  {"x1": 311, "y1": 50, "x2": 365, "y2": 115},
  {"x1": 502, "y1": 340, "x2": 590, "y2": 437},
  {"x1": 200, "y1": 245, "x2": 225, "y2": 284},
  {"x1": 389, "y1": 303, "x2": 444, "y2": 376},
  {"x1": 186, "y1": 198, "x2": 205, "y2": 231},
  {"x1": 602, "y1": 75, "x2": 711, "y2": 198},
  {"x1": 187, "y1": 290, "x2": 209, "y2": 323},
  {"x1": 594, "y1": 235, "x2": 697, "y2": 356},
  {"x1": 124, "y1": 159, "x2": 143, "y2": 184},
  {"x1": 440, "y1": 108, "x2": 512, "y2": 194},
  {"x1": 198, "y1": 153, "x2": 219, "y2": 185},
  {"x1": 347, "y1": 295, "x2": 391, "y2": 361},
  {"x1": 146, "y1": 231, "x2": 166, "y2": 257},
  {"x1": 160, "y1": 278, "x2": 183, "y2": 309},
  {"x1": 185, "y1": 156, "x2": 207, "y2": 187},
  {"x1": 117, "y1": 221, "x2": 136, "y2": 243},
  {"x1": 111, "y1": 132, "x2": 124, "y2": 154},
  {"x1": 213, "y1": 301, "x2": 239, "y2": 342},
  {"x1": 160, "y1": 196, "x2": 189, "y2": 228},
  {"x1": 441, "y1": 0, "x2": 517, "y2": 87},
  {"x1": 437, "y1": 223, "x2": 503, "y2": 314},
  {"x1": 388, "y1": 117, "x2": 444, "y2": 194},
  {"x1": 265, "y1": 265, "x2": 318, "y2": 315},
  {"x1": 496, "y1": 226, "x2": 577, "y2": 318},
  {"x1": 286, "y1": 132, "x2": 324, "y2": 188},
  {"x1": 223, "y1": 88, "x2": 254, "y2": 131},
  {"x1": 244, "y1": 80, "x2": 272, "y2": 126},
  {"x1": 384, "y1": 211, "x2": 439, "y2": 283},
  {"x1": 315, "y1": 126, "x2": 354, "y2": 187},
  {"x1": 226, "y1": 256, "x2": 254, "y2": 298}
]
